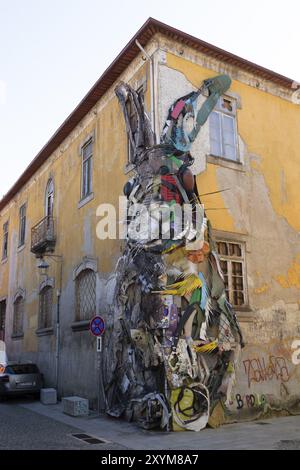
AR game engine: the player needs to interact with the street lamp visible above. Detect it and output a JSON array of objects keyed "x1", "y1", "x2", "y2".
[{"x1": 37, "y1": 258, "x2": 50, "y2": 276}]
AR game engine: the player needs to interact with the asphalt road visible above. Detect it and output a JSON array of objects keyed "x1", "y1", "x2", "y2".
[
  {"x1": 0, "y1": 397, "x2": 127, "y2": 450},
  {"x1": 1, "y1": 396, "x2": 300, "y2": 450}
]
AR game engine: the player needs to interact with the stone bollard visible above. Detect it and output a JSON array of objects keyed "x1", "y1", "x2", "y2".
[
  {"x1": 62, "y1": 396, "x2": 89, "y2": 416},
  {"x1": 40, "y1": 388, "x2": 57, "y2": 405}
]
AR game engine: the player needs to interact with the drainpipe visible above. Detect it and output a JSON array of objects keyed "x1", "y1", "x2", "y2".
[
  {"x1": 49, "y1": 255, "x2": 63, "y2": 394},
  {"x1": 135, "y1": 40, "x2": 159, "y2": 144},
  {"x1": 55, "y1": 288, "x2": 61, "y2": 392}
]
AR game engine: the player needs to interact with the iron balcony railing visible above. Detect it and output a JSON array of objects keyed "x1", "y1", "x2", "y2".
[{"x1": 31, "y1": 216, "x2": 56, "y2": 255}]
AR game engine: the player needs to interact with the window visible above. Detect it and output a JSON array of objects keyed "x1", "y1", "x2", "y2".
[
  {"x1": 209, "y1": 96, "x2": 238, "y2": 161},
  {"x1": 81, "y1": 139, "x2": 93, "y2": 199},
  {"x1": 18, "y1": 204, "x2": 26, "y2": 247},
  {"x1": 45, "y1": 179, "x2": 54, "y2": 217},
  {"x1": 75, "y1": 269, "x2": 96, "y2": 321},
  {"x1": 2, "y1": 222, "x2": 8, "y2": 260},
  {"x1": 13, "y1": 296, "x2": 24, "y2": 336},
  {"x1": 39, "y1": 286, "x2": 53, "y2": 329},
  {"x1": 216, "y1": 241, "x2": 247, "y2": 307},
  {"x1": 126, "y1": 86, "x2": 144, "y2": 164}
]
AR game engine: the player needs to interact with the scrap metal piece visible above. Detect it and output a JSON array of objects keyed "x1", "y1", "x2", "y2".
[
  {"x1": 161, "y1": 75, "x2": 231, "y2": 151},
  {"x1": 115, "y1": 81, "x2": 154, "y2": 164},
  {"x1": 171, "y1": 383, "x2": 210, "y2": 431}
]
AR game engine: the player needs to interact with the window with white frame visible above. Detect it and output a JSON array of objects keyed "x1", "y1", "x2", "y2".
[
  {"x1": 2, "y1": 221, "x2": 8, "y2": 260},
  {"x1": 81, "y1": 139, "x2": 93, "y2": 199},
  {"x1": 216, "y1": 240, "x2": 247, "y2": 307},
  {"x1": 18, "y1": 204, "x2": 26, "y2": 247},
  {"x1": 45, "y1": 178, "x2": 54, "y2": 217},
  {"x1": 126, "y1": 86, "x2": 145, "y2": 164},
  {"x1": 39, "y1": 286, "x2": 53, "y2": 329},
  {"x1": 75, "y1": 268, "x2": 96, "y2": 321},
  {"x1": 13, "y1": 295, "x2": 24, "y2": 336},
  {"x1": 209, "y1": 96, "x2": 238, "y2": 161}
]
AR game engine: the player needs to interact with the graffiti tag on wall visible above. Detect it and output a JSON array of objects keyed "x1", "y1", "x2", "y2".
[
  {"x1": 235, "y1": 393, "x2": 268, "y2": 410},
  {"x1": 291, "y1": 340, "x2": 300, "y2": 365},
  {"x1": 243, "y1": 355, "x2": 290, "y2": 388}
]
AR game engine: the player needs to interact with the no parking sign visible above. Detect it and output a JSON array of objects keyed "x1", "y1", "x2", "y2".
[
  {"x1": 90, "y1": 316, "x2": 105, "y2": 352},
  {"x1": 90, "y1": 316, "x2": 105, "y2": 337}
]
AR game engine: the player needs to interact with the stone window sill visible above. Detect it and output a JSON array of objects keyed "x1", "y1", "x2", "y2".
[
  {"x1": 1, "y1": 257, "x2": 8, "y2": 265},
  {"x1": 17, "y1": 244, "x2": 26, "y2": 253},
  {"x1": 235, "y1": 305, "x2": 251, "y2": 312},
  {"x1": 36, "y1": 327, "x2": 54, "y2": 337},
  {"x1": 206, "y1": 154, "x2": 245, "y2": 172},
  {"x1": 71, "y1": 320, "x2": 90, "y2": 332},
  {"x1": 11, "y1": 333, "x2": 24, "y2": 340},
  {"x1": 235, "y1": 307, "x2": 255, "y2": 323},
  {"x1": 78, "y1": 193, "x2": 94, "y2": 209}
]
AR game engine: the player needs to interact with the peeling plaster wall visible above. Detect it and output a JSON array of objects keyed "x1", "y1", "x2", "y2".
[
  {"x1": 227, "y1": 301, "x2": 300, "y2": 420},
  {"x1": 155, "y1": 37, "x2": 300, "y2": 421}
]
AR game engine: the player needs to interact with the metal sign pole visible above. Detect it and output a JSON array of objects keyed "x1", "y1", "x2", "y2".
[
  {"x1": 97, "y1": 340, "x2": 101, "y2": 415},
  {"x1": 90, "y1": 316, "x2": 105, "y2": 415}
]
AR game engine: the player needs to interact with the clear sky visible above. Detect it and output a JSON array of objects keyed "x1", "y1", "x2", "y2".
[{"x1": 1, "y1": 0, "x2": 300, "y2": 198}]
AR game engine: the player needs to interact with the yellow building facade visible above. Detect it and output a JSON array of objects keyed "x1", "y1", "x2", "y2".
[{"x1": 1, "y1": 19, "x2": 300, "y2": 420}]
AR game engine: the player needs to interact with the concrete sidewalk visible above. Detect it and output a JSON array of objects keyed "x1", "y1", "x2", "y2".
[{"x1": 19, "y1": 400, "x2": 300, "y2": 450}]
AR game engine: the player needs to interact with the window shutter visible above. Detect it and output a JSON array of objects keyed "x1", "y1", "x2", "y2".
[
  {"x1": 209, "y1": 111, "x2": 222, "y2": 156},
  {"x1": 222, "y1": 115, "x2": 237, "y2": 160}
]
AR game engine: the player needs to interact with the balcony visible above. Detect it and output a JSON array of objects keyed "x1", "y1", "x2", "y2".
[{"x1": 31, "y1": 216, "x2": 56, "y2": 256}]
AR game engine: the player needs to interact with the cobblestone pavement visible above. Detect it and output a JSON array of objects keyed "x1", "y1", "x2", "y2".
[
  {"x1": 0, "y1": 398, "x2": 127, "y2": 450},
  {"x1": 1, "y1": 397, "x2": 300, "y2": 450}
]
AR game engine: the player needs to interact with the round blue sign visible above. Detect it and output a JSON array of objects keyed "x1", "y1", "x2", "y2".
[{"x1": 90, "y1": 316, "x2": 105, "y2": 336}]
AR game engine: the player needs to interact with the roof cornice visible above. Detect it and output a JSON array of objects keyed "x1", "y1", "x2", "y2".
[{"x1": 0, "y1": 17, "x2": 295, "y2": 212}]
